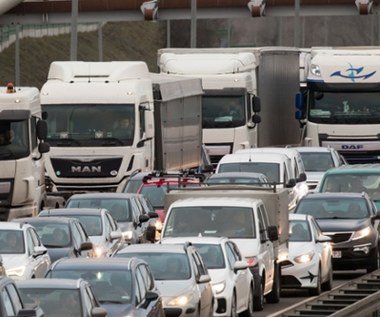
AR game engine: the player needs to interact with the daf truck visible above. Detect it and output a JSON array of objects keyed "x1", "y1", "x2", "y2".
[
  {"x1": 41, "y1": 61, "x2": 203, "y2": 195},
  {"x1": 296, "y1": 47, "x2": 380, "y2": 164},
  {"x1": 161, "y1": 184, "x2": 290, "y2": 311},
  {"x1": 0, "y1": 85, "x2": 50, "y2": 220},
  {"x1": 158, "y1": 47, "x2": 301, "y2": 165}
]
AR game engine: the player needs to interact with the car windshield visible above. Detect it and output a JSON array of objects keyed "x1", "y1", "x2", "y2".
[
  {"x1": 74, "y1": 216, "x2": 103, "y2": 236},
  {"x1": 289, "y1": 220, "x2": 312, "y2": 242},
  {"x1": 218, "y1": 162, "x2": 280, "y2": 183},
  {"x1": 115, "y1": 252, "x2": 191, "y2": 280},
  {"x1": 0, "y1": 230, "x2": 25, "y2": 254},
  {"x1": 300, "y1": 152, "x2": 334, "y2": 172},
  {"x1": 163, "y1": 206, "x2": 256, "y2": 239},
  {"x1": 206, "y1": 175, "x2": 268, "y2": 186},
  {"x1": 18, "y1": 288, "x2": 82, "y2": 316},
  {"x1": 48, "y1": 269, "x2": 132, "y2": 304},
  {"x1": 33, "y1": 223, "x2": 71, "y2": 247},
  {"x1": 295, "y1": 197, "x2": 369, "y2": 219},
  {"x1": 192, "y1": 244, "x2": 225, "y2": 269},
  {"x1": 66, "y1": 198, "x2": 132, "y2": 222}
]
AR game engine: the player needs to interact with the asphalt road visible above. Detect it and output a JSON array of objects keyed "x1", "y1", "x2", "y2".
[{"x1": 255, "y1": 270, "x2": 366, "y2": 317}]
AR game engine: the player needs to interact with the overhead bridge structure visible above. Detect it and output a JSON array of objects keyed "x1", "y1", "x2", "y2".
[{"x1": 0, "y1": 0, "x2": 377, "y2": 24}]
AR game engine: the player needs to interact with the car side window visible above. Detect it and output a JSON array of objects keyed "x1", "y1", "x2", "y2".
[
  {"x1": 71, "y1": 223, "x2": 83, "y2": 248},
  {"x1": 257, "y1": 207, "x2": 268, "y2": 241},
  {"x1": 192, "y1": 250, "x2": 208, "y2": 277},
  {"x1": 135, "y1": 267, "x2": 146, "y2": 305},
  {"x1": 225, "y1": 243, "x2": 238, "y2": 269},
  {"x1": 25, "y1": 230, "x2": 35, "y2": 255},
  {"x1": 106, "y1": 213, "x2": 118, "y2": 232},
  {"x1": 131, "y1": 201, "x2": 141, "y2": 223},
  {"x1": 83, "y1": 287, "x2": 95, "y2": 316},
  {"x1": 138, "y1": 264, "x2": 155, "y2": 291},
  {"x1": 103, "y1": 214, "x2": 112, "y2": 238},
  {"x1": 2, "y1": 283, "x2": 23, "y2": 316},
  {"x1": 29, "y1": 228, "x2": 42, "y2": 247}
]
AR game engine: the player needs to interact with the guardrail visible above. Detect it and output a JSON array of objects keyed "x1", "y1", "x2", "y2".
[
  {"x1": 275, "y1": 270, "x2": 380, "y2": 317},
  {"x1": 0, "y1": 23, "x2": 99, "y2": 53}
]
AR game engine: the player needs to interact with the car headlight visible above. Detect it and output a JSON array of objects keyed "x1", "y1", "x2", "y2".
[
  {"x1": 92, "y1": 246, "x2": 107, "y2": 258},
  {"x1": 167, "y1": 292, "x2": 194, "y2": 306},
  {"x1": 7, "y1": 266, "x2": 26, "y2": 277},
  {"x1": 213, "y1": 281, "x2": 225, "y2": 294},
  {"x1": 352, "y1": 226, "x2": 372, "y2": 241},
  {"x1": 294, "y1": 251, "x2": 315, "y2": 264},
  {"x1": 122, "y1": 230, "x2": 133, "y2": 241}
]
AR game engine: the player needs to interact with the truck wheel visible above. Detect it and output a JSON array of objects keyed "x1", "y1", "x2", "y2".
[
  {"x1": 253, "y1": 274, "x2": 264, "y2": 311},
  {"x1": 266, "y1": 264, "x2": 280, "y2": 304}
]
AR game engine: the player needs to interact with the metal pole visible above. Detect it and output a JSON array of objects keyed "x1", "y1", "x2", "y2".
[
  {"x1": 98, "y1": 22, "x2": 103, "y2": 61},
  {"x1": 166, "y1": 20, "x2": 171, "y2": 48},
  {"x1": 190, "y1": 0, "x2": 197, "y2": 48},
  {"x1": 294, "y1": 0, "x2": 300, "y2": 47},
  {"x1": 70, "y1": 0, "x2": 78, "y2": 61},
  {"x1": 15, "y1": 24, "x2": 20, "y2": 86}
]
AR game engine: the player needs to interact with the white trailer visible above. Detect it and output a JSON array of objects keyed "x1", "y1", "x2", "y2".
[
  {"x1": 0, "y1": 85, "x2": 50, "y2": 220},
  {"x1": 158, "y1": 47, "x2": 301, "y2": 165},
  {"x1": 296, "y1": 47, "x2": 380, "y2": 164},
  {"x1": 41, "y1": 61, "x2": 203, "y2": 195}
]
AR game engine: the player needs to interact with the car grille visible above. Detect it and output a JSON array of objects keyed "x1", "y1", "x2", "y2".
[
  {"x1": 325, "y1": 232, "x2": 353, "y2": 244},
  {"x1": 164, "y1": 308, "x2": 182, "y2": 317}
]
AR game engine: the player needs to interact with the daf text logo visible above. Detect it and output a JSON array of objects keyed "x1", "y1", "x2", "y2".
[
  {"x1": 341, "y1": 144, "x2": 364, "y2": 150},
  {"x1": 331, "y1": 63, "x2": 376, "y2": 82},
  {"x1": 71, "y1": 166, "x2": 102, "y2": 173}
]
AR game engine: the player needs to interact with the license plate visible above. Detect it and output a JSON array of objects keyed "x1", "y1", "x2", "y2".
[{"x1": 333, "y1": 251, "x2": 342, "y2": 258}]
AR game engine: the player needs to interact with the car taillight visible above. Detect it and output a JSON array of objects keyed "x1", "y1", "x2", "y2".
[{"x1": 245, "y1": 256, "x2": 258, "y2": 267}]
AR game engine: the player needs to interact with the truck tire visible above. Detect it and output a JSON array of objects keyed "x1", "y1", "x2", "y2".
[
  {"x1": 265, "y1": 264, "x2": 280, "y2": 304},
  {"x1": 253, "y1": 274, "x2": 264, "y2": 311}
]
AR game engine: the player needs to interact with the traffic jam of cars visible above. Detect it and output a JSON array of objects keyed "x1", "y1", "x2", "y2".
[{"x1": 2, "y1": 146, "x2": 380, "y2": 317}]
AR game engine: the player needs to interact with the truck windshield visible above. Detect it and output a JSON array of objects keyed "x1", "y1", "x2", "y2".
[
  {"x1": 308, "y1": 91, "x2": 380, "y2": 124},
  {"x1": 0, "y1": 120, "x2": 29, "y2": 160},
  {"x1": 43, "y1": 104, "x2": 135, "y2": 147},
  {"x1": 163, "y1": 206, "x2": 256, "y2": 239},
  {"x1": 202, "y1": 95, "x2": 246, "y2": 128}
]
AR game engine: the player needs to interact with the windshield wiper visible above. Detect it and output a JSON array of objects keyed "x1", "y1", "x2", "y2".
[{"x1": 97, "y1": 137, "x2": 124, "y2": 146}]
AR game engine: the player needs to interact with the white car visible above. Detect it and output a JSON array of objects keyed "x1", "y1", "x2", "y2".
[
  {"x1": 39, "y1": 208, "x2": 124, "y2": 258},
  {"x1": 281, "y1": 213, "x2": 333, "y2": 295},
  {"x1": 0, "y1": 222, "x2": 51, "y2": 280},
  {"x1": 294, "y1": 146, "x2": 348, "y2": 191},
  {"x1": 162, "y1": 237, "x2": 254, "y2": 317}
]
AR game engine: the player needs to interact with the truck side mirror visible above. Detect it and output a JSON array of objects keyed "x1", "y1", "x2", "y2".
[
  {"x1": 38, "y1": 142, "x2": 50, "y2": 154},
  {"x1": 286, "y1": 178, "x2": 297, "y2": 188},
  {"x1": 252, "y1": 96, "x2": 261, "y2": 113},
  {"x1": 36, "y1": 120, "x2": 48, "y2": 140},
  {"x1": 298, "y1": 173, "x2": 307, "y2": 182},
  {"x1": 295, "y1": 92, "x2": 305, "y2": 120},
  {"x1": 267, "y1": 225, "x2": 279, "y2": 241},
  {"x1": 144, "y1": 110, "x2": 154, "y2": 139}
]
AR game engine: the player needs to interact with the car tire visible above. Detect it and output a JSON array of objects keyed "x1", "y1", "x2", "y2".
[
  {"x1": 309, "y1": 265, "x2": 322, "y2": 296},
  {"x1": 253, "y1": 274, "x2": 264, "y2": 311},
  {"x1": 321, "y1": 261, "x2": 333, "y2": 291},
  {"x1": 266, "y1": 264, "x2": 280, "y2": 304},
  {"x1": 367, "y1": 246, "x2": 380, "y2": 273},
  {"x1": 240, "y1": 283, "x2": 254, "y2": 317}
]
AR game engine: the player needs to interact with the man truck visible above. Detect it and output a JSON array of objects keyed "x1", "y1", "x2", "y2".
[
  {"x1": 40, "y1": 61, "x2": 203, "y2": 195},
  {"x1": 158, "y1": 47, "x2": 301, "y2": 165},
  {"x1": 0, "y1": 85, "x2": 50, "y2": 220},
  {"x1": 296, "y1": 47, "x2": 380, "y2": 164}
]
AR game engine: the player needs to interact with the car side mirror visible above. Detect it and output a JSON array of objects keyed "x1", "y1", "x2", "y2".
[
  {"x1": 139, "y1": 214, "x2": 150, "y2": 223},
  {"x1": 91, "y1": 307, "x2": 108, "y2": 317},
  {"x1": 110, "y1": 231, "x2": 122, "y2": 241},
  {"x1": 33, "y1": 245, "x2": 47, "y2": 257},
  {"x1": 198, "y1": 274, "x2": 211, "y2": 284},
  {"x1": 298, "y1": 173, "x2": 307, "y2": 182},
  {"x1": 79, "y1": 241, "x2": 93, "y2": 252},
  {"x1": 286, "y1": 179, "x2": 297, "y2": 188},
  {"x1": 316, "y1": 235, "x2": 331, "y2": 243},
  {"x1": 148, "y1": 211, "x2": 159, "y2": 218},
  {"x1": 233, "y1": 260, "x2": 248, "y2": 273}
]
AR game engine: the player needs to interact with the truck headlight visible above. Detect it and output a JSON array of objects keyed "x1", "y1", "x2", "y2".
[
  {"x1": 294, "y1": 251, "x2": 315, "y2": 264},
  {"x1": 310, "y1": 64, "x2": 321, "y2": 76},
  {"x1": 352, "y1": 226, "x2": 371, "y2": 241},
  {"x1": 167, "y1": 292, "x2": 194, "y2": 306}
]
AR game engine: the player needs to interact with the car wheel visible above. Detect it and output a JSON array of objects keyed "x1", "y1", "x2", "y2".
[
  {"x1": 231, "y1": 292, "x2": 238, "y2": 317},
  {"x1": 367, "y1": 246, "x2": 380, "y2": 273},
  {"x1": 321, "y1": 261, "x2": 333, "y2": 292},
  {"x1": 266, "y1": 264, "x2": 280, "y2": 304},
  {"x1": 309, "y1": 265, "x2": 322, "y2": 296},
  {"x1": 253, "y1": 274, "x2": 264, "y2": 311},
  {"x1": 240, "y1": 283, "x2": 254, "y2": 317}
]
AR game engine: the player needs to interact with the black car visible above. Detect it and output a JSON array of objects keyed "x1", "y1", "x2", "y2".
[
  {"x1": 294, "y1": 192, "x2": 380, "y2": 272},
  {"x1": 13, "y1": 217, "x2": 93, "y2": 263},
  {"x1": 45, "y1": 257, "x2": 165, "y2": 317},
  {"x1": 16, "y1": 278, "x2": 107, "y2": 317}
]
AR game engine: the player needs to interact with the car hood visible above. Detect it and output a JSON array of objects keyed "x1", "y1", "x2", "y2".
[
  {"x1": 1, "y1": 254, "x2": 28, "y2": 269},
  {"x1": 47, "y1": 248, "x2": 72, "y2": 263},
  {"x1": 305, "y1": 172, "x2": 324, "y2": 183},
  {"x1": 155, "y1": 280, "x2": 193, "y2": 298},
  {"x1": 89, "y1": 236, "x2": 104, "y2": 246},
  {"x1": 100, "y1": 303, "x2": 132, "y2": 317},
  {"x1": 316, "y1": 218, "x2": 371, "y2": 232},
  {"x1": 288, "y1": 242, "x2": 314, "y2": 257}
]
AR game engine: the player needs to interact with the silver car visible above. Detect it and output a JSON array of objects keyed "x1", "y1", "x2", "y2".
[{"x1": 114, "y1": 242, "x2": 214, "y2": 317}]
